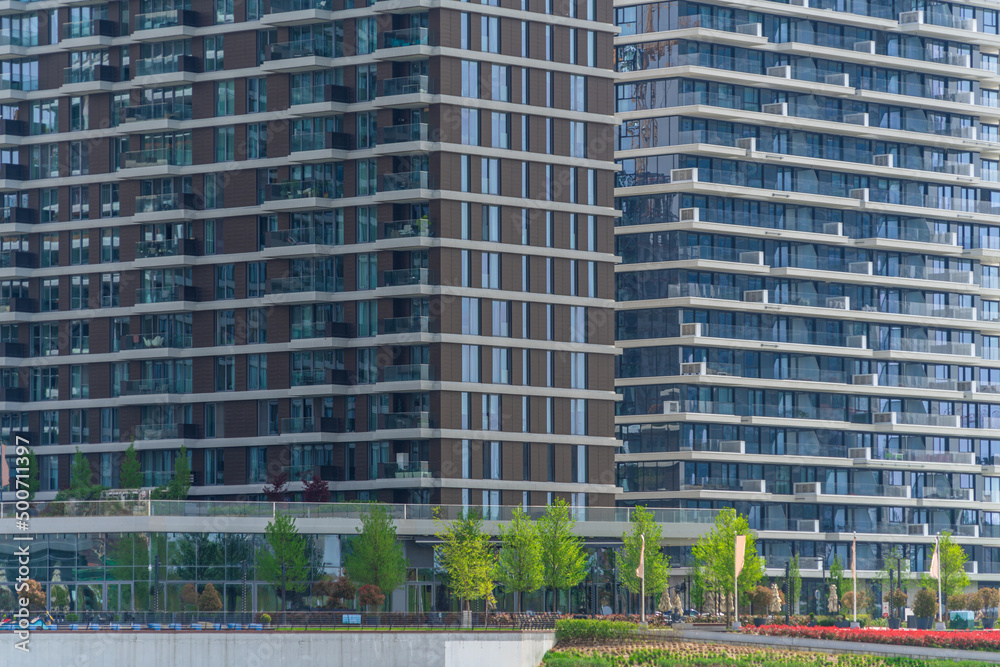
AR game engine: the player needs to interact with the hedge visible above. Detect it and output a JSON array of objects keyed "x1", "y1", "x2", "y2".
[{"x1": 555, "y1": 619, "x2": 639, "y2": 642}]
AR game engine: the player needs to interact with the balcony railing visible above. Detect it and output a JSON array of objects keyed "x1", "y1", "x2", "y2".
[
  {"x1": 380, "y1": 171, "x2": 430, "y2": 191},
  {"x1": 290, "y1": 321, "x2": 353, "y2": 339},
  {"x1": 378, "y1": 412, "x2": 432, "y2": 429},
  {"x1": 381, "y1": 315, "x2": 431, "y2": 334},
  {"x1": 0, "y1": 164, "x2": 27, "y2": 181},
  {"x1": 121, "y1": 148, "x2": 189, "y2": 169},
  {"x1": 62, "y1": 18, "x2": 116, "y2": 39},
  {"x1": 0, "y1": 119, "x2": 27, "y2": 138},
  {"x1": 135, "y1": 423, "x2": 198, "y2": 440},
  {"x1": 0, "y1": 250, "x2": 35, "y2": 269},
  {"x1": 375, "y1": 461, "x2": 433, "y2": 479},
  {"x1": 265, "y1": 228, "x2": 341, "y2": 247},
  {"x1": 0, "y1": 342, "x2": 26, "y2": 358},
  {"x1": 381, "y1": 218, "x2": 433, "y2": 239},
  {"x1": 63, "y1": 65, "x2": 116, "y2": 85},
  {"x1": 290, "y1": 84, "x2": 353, "y2": 106},
  {"x1": 135, "y1": 238, "x2": 198, "y2": 259},
  {"x1": 379, "y1": 123, "x2": 430, "y2": 144},
  {"x1": 270, "y1": 276, "x2": 343, "y2": 294},
  {"x1": 134, "y1": 9, "x2": 199, "y2": 31},
  {"x1": 279, "y1": 417, "x2": 342, "y2": 434},
  {"x1": 0, "y1": 386, "x2": 26, "y2": 402},
  {"x1": 269, "y1": 0, "x2": 335, "y2": 11},
  {"x1": 381, "y1": 267, "x2": 433, "y2": 287},
  {"x1": 268, "y1": 38, "x2": 335, "y2": 60},
  {"x1": 122, "y1": 102, "x2": 193, "y2": 122},
  {"x1": 291, "y1": 369, "x2": 328, "y2": 386},
  {"x1": 134, "y1": 192, "x2": 199, "y2": 214},
  {"x1": 379, "y1": 364, "x2": 433, "y2": 382},
  {"x1": 0, "y1": 207, "x2": 33, "y2": 224},
  {"x1": 119, "y1": 378, "x2": 188, "y2": 396},
  {"x1": 290, "y1": 131, "x2": 352, "y2": 152},
  {"x1": 380, "y1": 27, "x2": 432, "y2": 49},
  {"x1": 135, "y1": 285, "x2": 197, "y2": 304},
  {"x1": 118, "y1": 332, "x2": 192, "y2": 350},
  {"x1": 141, "y1": 471, "x2": 176, "y2": 487},
  {"x1": 268, "y1": 179, "x2": 341, "y2": 201},
  {"x1": 381, "y1": 75, "x2": 432, "y2": 97},
  {"x1": 281, "y1": 464, "x2": 342, "y2": 482},
  {"x1": 135, "y1": 55, "x2": 200, "y2": 77},
  {"x1": 0, "y1": 297, "x2": 36, "y2": 313}
]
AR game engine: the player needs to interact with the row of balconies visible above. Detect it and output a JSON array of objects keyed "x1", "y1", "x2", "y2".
[{"x1": 673, "y1": 440, "x2": 979, "y2": 467}]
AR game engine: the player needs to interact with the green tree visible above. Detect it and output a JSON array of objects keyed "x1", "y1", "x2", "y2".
[
  {"x1": 343, "y1": 504, "x2": 409, "y2": 598},
  {"x1": 829, "y1": 554, "x2": 847, "y2": 597},
  {"x1": 877, "y1": 545, "x2": 911, "y2": 597},
  {"x1": 537, "y1": 499, "x2": 588, "y2": 613},
  {"x1": 198, "y1": 583, "x2": 223, "y2": 612},
  {"x1": 434, "y1": 510, "x2": 496, "y2": 611},
  {"x1": 58, "y1": 448, "x2": 104, "y2": 500},
  {"x1": 788, "y1": 554, "x2": 802, "y2": 613},
  {"x1": 496, "y1": 507, "x2": 543, "y2": 611},
  {"x1": 257, "y1": 513, "x2": 310, "y2": 613},
  {"x1": 921, "y1": 531, "x2": 971, "y2": 612},
  {"x1": 691, "y1": 507, "x2": 765, "y2": 624},
  {"x1": 167, "y1": 445, "x2": 192, "y2": 499},
  {"x1": 120, "y1": 439, "x2": 143, "y2": 490},
  {"x1": 619, "y1": 506, "x2": 672, "y2": 611}
]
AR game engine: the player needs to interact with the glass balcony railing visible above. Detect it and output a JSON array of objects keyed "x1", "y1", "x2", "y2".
[
  {"x1": 281, "y1": 464, "x2": 343, "y2": 482},
  {"x1": 135, "y1": 285, "x2": 197, "y2": 303},
  {"x1": 63, "y1": 65, "x2": 116, "y2": 85},
  {"x1": 375, "y1": 461, "x2": 433, "y2": 479},
  {"x1": 380, "y1": 27, "x2": 431, "y2": 49},
  {"x1": 381, "y1": 267, "x2": 432, "y2": 287},
  {"x1": 379, "y1": 364, "x2": 433, "y2": 382},
  {"x1": 378, "y1": 412, "x2": 433, "y2": 429},
  {"x1": 0, "y1": 297, "x2": 36, "y2": 313},
  {"x1": 269, "y1": 275, "x2": 343, "y2": 294},
  {"x1": 381, "y1": 218, "x2": 433, "y2": 238},
  {"x1": 269, "y1": 0, "x2": 335, "y2": 11},
  {"x1": 142, "y1": 471, "x2": 176, "y2": 487},
  {"x1": 290, "y1": 131, "x2": 352, "y2": 152},
  {"x1": 381, "y1": 315, "x2": 431, "y2": 334},
  {"x1": 268, "y1": 39, "x2": 335, "y2": 60},
  {"x1": 62, "y1": 19, "x2": 116, "y2": 39},
  {"x1": 0, "y1": 250, "x2": 35, "y2": 269},
  {"x1": 135, "y1": 55, "x2": 200, "y2": 77},
  {"x1": 279, "y1": 417, "x2": 342, "y2": 434},
  {"x1": 265, "y1": 227, "x2": 341, "y2": 247},
  {"x1": 119, "y1": 378, "x2": 189, "y2": 396},
  {"x1": 0, "y1": 207, "x2": 34, "y2": 224},
  {"x1": 268, "y1": 179, "x2": 342, "y2": 200},
  {"x1": 122, "y1": 102, "x2": 193, "y2": 122},
  {"x1": 135, "y1": 238, "x2": 198, "y2": 258},
  {"x1": 380, "y1": 171, "x2": 430, "y2": 191},
  {"x1": 381, "y1": 74, "x2": 432, "y2": 96},
  {"x1": 134, "y1": 9, "x2": 198, "y2": 31},
  {"x1": 135, "y1": 423, "x2": 198, "y2": 440},
  {"x1": 291, "y1": 369, "x2": 328, "y2": 386},
  {"x1": 121, "y1": 148, "x2": 190, "y2": 168},
  {"x1": 134, "y1": 192, "x2": 199, "y2": 214},
  {"x1": 0, "y1": 119, "x2": 27, "y2": 138},
  {"x1": 118, "y1": 332, "x2": 192, "y2": 350},
  {"x1": 379, "y1": 123, "x2": 429, "y2": 144},
  {"x1": 289, "y1": 321, "x2": 353, "y2": 339},
  {"x1": 290, "y1": 84, "x2": 353, "y2": 105}
]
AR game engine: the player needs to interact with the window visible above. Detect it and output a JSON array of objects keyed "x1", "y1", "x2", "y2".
[
  {"x1": 215, "y1": 310, "x2": 235, "y2": 345},
  {"x1": 70, "y1": 409, "x2": 89, "y2": 444},
  {"x1": 357, "y1": 253, "x2": 377, "y2": 289},
  {"x1": 205, "y1": 35, "x2": 224, "y2": 71},
  {"x1": 215, "y1": 264, "x2": 235, "y2": 299},
  {"x1": 70, "y1": 275, "x2": 89, "y2": 309},
  {"x1": 215, "y1": 126, "x2": 235, "y2": 161},
  {"x1": 247, "y1": 446, "x2": 267, "y2": 483},
  {"x1": 247, "y1": 77, "x2": 267, "y2": 112},
  {"x1": 357, "y1": 111, "x2": 376, "y2": 149},
  {"x1": 491, "y1": 112, "x2": 509, "y2": 149},
  {"x1": 31, "y1": 323, "x2": 59, "y2": 357},
  {"x1": 101, "y1": 408, "x2": 119, "y2": 442},
  {"x1": 491, "y1": 64, "x2": 509, "y2": 101},
  {"x1": 481, "y1": 158, "x2": 499, "y2": 194},
  {"x1": 356, "y1": 17, "x2": 376, "y2": 54},
  {"x1": 70, "y1": 96, "x2": 88, "y2": 131},
  {"x1": 247, "y1": 123, "x2": 267, "y2": 158},
  {"x1": 70, "y1": 320, "x2": 89, "y2": 354},
  {"x1": 570, "y1": 75, "x2": 586, "y2": 111},
  {"x1": 481, "y1": 15, "x2": 499, "y2": 53},
  {"x1": 357, "y1": 300, "x2": 377, "y2": 336},
  {"x1": 69, "y1": 365, "x2": 89, "y2": 399},
  {"x1": 481, "y1": 252, "x2": 500, "y2": 288},
  {"x1": 461, "y1": 108, "x2": 480, "y2": 145},
  {"x1": 30, "y1": 99, "x2": 57, "y2": 135},
  {"x1": 570, "y1": 399, "x2": 587, "y2": 435},
  {"x1": 570, "y1": 121, "x2": 586, "y2": 158},
  {"x1": 70, "y1": 186, "x2": 89, "y2": 221},
  {"x1": 101, "y1": 229, "x2": 119, "y2": 262},
  {"x1": 986, "y1": 301, "x2": 1000, "y2": 322},
  {"x1": 247, "y1": 262, "x2": 266, "y2": 297},
  {"x1": 461, "y1": 61, "x2": 479, "y2": 98},
  {"x1": 70, "y1": 141, "x2": 89, "y2": 175},
  {"x1": 215, "y1": 356, "x2": 236, "y2": 391},
  {"x1": 248, "y1": 354, "x2": 267, "y2": 389},
  {"x1": 492, "y1": 300, "x2": 509, "y2": 336},
  {"x1": 572, "y1": 445, "x2": 587, "y2": 483},
  {"x1": 462, "y1": 297, "x2": 480, "y2": 334},
  {"x1": 205, "y1": 219, "x2": 221, "y2": 254},
  {"x1": 215, "y1": 0, "x2": 234, "y2": 23},
  {"x1": 204, "y1": 173, "x2": 224, "y2": 208},
  {"x1": 42, "y1": 412, "x2": 59, "y2": 445},
  {"x1": 357, "y1": 64, "x2": 377, "y2": 101},
  {"x1": 484, "y1": 441, "x2": 501, "y2": 480},
  {"x1": 40, "y1": 188, "x2": 58, "y2": 222},
  {"x1": 492, "y1": 348, "x2": 510, "y2": 383},
  {"x1": 247, "y1": 308, "x2": 267, "y2": 343},
  {"x1": 462, "y1": 345, "x2": 480, "y2": 382},
  {"x1": 100, "y1": 273, "x2": 119, "y2": 307},
  {"x1": 101, "y1": 184, "x2": 119, "y2": 218},
  {"x1": 357, "y1": 206, "x2": 377, "y2": 242},
  {"x1": 357, "y1": 159, "x2": 377, "y2": 196},
  {"x1": 204, "y1": 448, "x2": 225, "y2": 484},
  {"x1": 71, "y1": 231, "x2": 89, "y2": 265},
  {"x1": 216, "y1": 80, "x2": 235, "y2": 116}
]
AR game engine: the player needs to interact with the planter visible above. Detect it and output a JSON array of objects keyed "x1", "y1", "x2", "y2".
[
  {"x1": 753, "y1": 618, "x2": 766, "y2": 627},
  {"x1": 913, "y1": 617, "x2": 932, "y2": 630},
  {"x1": 985, "y1": 618, "x2": 996, "y2": 630},
  {"x1": 835, "y1": 620, "x2": 850, "y2": 628},
  {"x1": 888, "y1": 619, "x2": 901, "y2": 629}
]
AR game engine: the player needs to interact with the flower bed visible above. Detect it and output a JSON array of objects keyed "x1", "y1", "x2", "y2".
[{"x1": 745, "y1": 624, "x2": 1000, "y2": 652}]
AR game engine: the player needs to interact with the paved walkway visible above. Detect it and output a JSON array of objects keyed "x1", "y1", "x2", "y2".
[{"x1": 638, "y1": 628, "x2": 1000, "y2": 663}]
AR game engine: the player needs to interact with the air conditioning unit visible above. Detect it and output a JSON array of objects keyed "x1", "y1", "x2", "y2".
[
  {"x1": 852, "y1": 374, "x2": 877, "y2": 386},
  {"x1": 822, "y1": 222, "x2": 843, "y2": 236},
  {"x1": 853, "y1": 40, "x2": 875, "y2": 53},
  {"x1": 767, "y1": 66, "x2": 791, "y2": 79},
  {"x1": 849, "y1": 261, "x2": 873, "y2": 275},
  {"x1": 849, "y1": 447, "x2": 871, "y2": 460},
  {"x1": 719, "y1": 440, "x2": 745, "y2": 454},
  {"x1": 874, "y1": 412, "x2": 897, "y2": 424},
  {"x1": 679, "y1": 207, "x2": 699, "y2": 222},
  {"x1": 680, "y1": 362, "x2": 706, "y2": 375},
  {"x1": 843, "y1": 113, "x2": 869, "y2": 126},
  {"x1": 736, "y1": 137, "x2": 756, "y2": 152},
  {"x1": 679, "y1": 322, "x2": 702, "y2": 337},
  {"x1": 958, "y1": 380, "x2": 978, "y2": 393},
  {"x1": 899, "y1": 10, "x2": 924, "y2": 24},
  {"x1": 741, "y1": 479, "x2": 766, "y2": 493},
  {"x1": 739, "y1": 251, "x2": 765, "y2": 265},
  {"x1": 762, "y1": 102, "x2": 788, "y2": 116},
  {"x1": 663, "y1": 401, "x2": 681, "y2": 414},
  {"x1": 908, "y1": 524, "x2": 929, "y2": 536},
  {"x1": 849, "y1": 188, "x2": 869, "y2": 201},
  {"x1": 670, "y1": 167, "x2": 698, "y2": 183},
  {"x1": 794, "y1": 482, "x2": 821, "y2": 496},
  {"x1": 797, "y1": 520, "x2": 820, "y2": 533},
  {"x1": 736, "y1": 22, "x2": 762, "y2": 36},
  {"x1": 845, "y1": 335, "x2": 867, "y2": 348},
  {"x1": 824, "y1": 73, "x2": 849, "y2": 87},
  {"x1": 744, "y1": 289, "x2": 769, "y2": 303},
  {"x1": 825, "y1": 296, "x2": 850, "y2": 310},
  {"x1": 873, "y1": 154, "x2": 894, "y2": 168}
]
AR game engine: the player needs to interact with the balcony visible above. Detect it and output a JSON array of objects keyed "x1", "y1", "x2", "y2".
[
  {"x1": 380, "y1": 171, "x2": 430, "y2": 192},
  {"x1": 378, "y1": 411, "x2": 432, "y2": 429},
  {"x1": 379, "y1": 123, "x2": 430, "y2": 144},
  {"x1": 122, "y1": 102, "x2": 192, "y2": 124},
  {"x1": 0, "y1": 206, "x2": 33, "y2": 224},
  {"x1": 381, "y1": 267, "x2": 433, "y2": 287},
  {"x1": 281, "y1": 463, "x2": 342, "y2": 482},
  {"x1": 375, "y1": 460, "x2": 433, "y2": 479},
  {"x1": 381, "y1": 218, "x2": 433, "y2": 239},
  {"x1": 0, "y1": 250, "x2": 35, "y2": 269},
  {"x1": 381, "y1": 315, "x2": 431, "y2": 334},
  {"x1": 119, "y1": 378, "x2": 188, "y2": 396},
  {"x1": 291, "y1": 369, "x2": 329, "y2": 386},
  {"x1": 0, "y1": 386, "x2": 25, "y2": 402},
  {"x1": 290, "y1": 321, "x2": 354, "y2": 339},
  {"x1": 121, "y1": 148, "x2": 188, "y2": 170},
  {"x1": 280, "y1": 417, "x2": 342, "y2": 434},
  {"x1": 133, "y1": 9, "x2": 199, "y2": 33},
  {"x1": 141, "y1": 471, "x2": 177, "y2": 487},
  {"x1": 0, "y1": 342, "x2": 25, "y2": 357},
  {"x1": 263, "y1": 39, "x2": 337, "y2": 71},
  {"x1": 0, "y1": 297, "x2": 35, "y2": 313},
  {"x1": 134, "y1": 192, "x2": 199, "y2": 216},
  {"x1": 267, "y1": 179, "x2": 341, "y2": 201},
  {"x1": 62, "y1": 65, "x2": 116, "y2": 92},
  {"x1": 0, "y1": 119, "x2": 26, "y2": 147},
  {"x1": 118, "y1": 332, "x2": 192, "y2": 350},
  {"x1": 134, "y1": 55, "x2": 200, "y2": 82},
  {"x1": 290, "y1": 130, "x2": 353, "y2": 153},
  {"x1": 379, "y1": 27, "x2": 432, "y2": 49},
  {"x1": 0, "y1": 163, "x2": 27, "y2": 186},
  {"x1": 380, "y1": 75, "x2": 432, "y2": 97},
  {"x1": 135, "y1": 423, "x2": 198, "y2": 440},
  {"x1": 0, "y1": 79, "x2": 28, "y2": 103},
  {"x1": 265, "y1": 227, "x2": 340, "y2": 248},
  {"x1": 135, "y1": 285, "x2": 198, "y2": 304},
  {"x1": 270, "y1": 275, "x2": 342, "y2": 294},
  {"x1": 62, "y1": 18, "x2": 116, "y2": 41},
  {"x1": 135, "y1": 238, "x2": 198, "y2": 259},
  {"x1": 379, "y1": 364, "x2": 433, "y2": 382},
  {"x1": 290, "y1": 83, "x2": 353, "y2": 107}
]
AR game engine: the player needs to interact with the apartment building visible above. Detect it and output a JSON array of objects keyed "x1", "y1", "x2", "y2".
[
  {"x1": 0, "y1": 0, "x2": 620, "y2": 508},
  {"x1": 613, "y1": 0, "x2": 1000, "y2": 601}
]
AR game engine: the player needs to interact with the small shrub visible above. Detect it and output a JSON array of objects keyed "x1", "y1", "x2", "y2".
[
  {"x1": 259, "y1": 613, "x2": 271, "y2": 624},
  {"x1": 913, "y1": 588, "x2": 938, "y2": 618},
  {"x1": 65, "y1": 613, "x2": 79, "y2": 622},
  {"x1": 554, "y1": 619, "x2": 637, "y2": 643}
]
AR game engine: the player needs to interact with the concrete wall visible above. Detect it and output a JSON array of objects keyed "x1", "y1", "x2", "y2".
[{"x1": 3, "y1": 630, "x2": 556, "y2": 667}]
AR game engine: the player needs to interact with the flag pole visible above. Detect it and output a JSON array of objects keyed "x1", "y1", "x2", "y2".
[
  {"x1": 852, "y1": 532, "x2": 857, "y2": 626},
  {"x1": 640, "y1": 533, "x2": 645, "y2": 624},
  {"x1": 936, "y1": 533, "x2": 942, "y2": 627}
]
